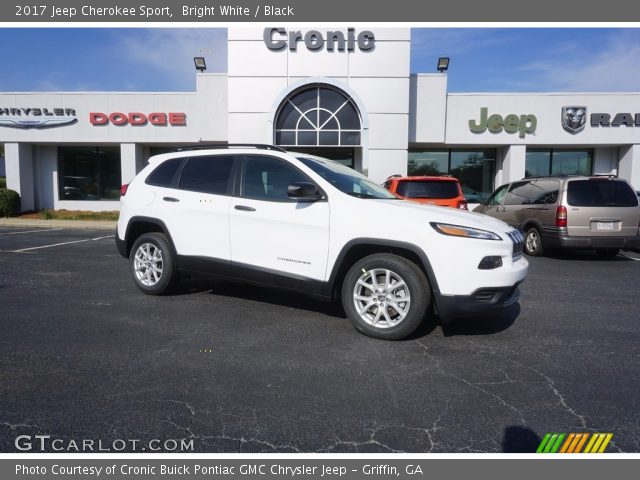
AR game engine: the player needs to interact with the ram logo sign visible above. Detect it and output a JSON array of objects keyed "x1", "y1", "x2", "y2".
[{"x1": 562, "y1": 106, "x2": 587, "y2": 134}]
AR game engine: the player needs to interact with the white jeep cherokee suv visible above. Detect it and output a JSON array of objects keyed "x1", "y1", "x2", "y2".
[{"x1": 116, "y1": 145, "x2": 528, "y2": 340}]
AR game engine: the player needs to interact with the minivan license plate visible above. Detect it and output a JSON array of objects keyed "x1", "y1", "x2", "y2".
[{"x1": 596, "y1": 222, "x2": 614, "y2": 231}]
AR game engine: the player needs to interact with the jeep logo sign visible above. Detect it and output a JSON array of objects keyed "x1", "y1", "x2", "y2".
[
  {"x1": 264, "y1": 28, "x2": 375, "y2": 52},
  {"x1": 469, "y1": 107, "x2": 537, "y2": 138}
]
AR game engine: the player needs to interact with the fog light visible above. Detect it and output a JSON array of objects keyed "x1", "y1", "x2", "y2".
[{"x1": 478, "y1": 256, "x2": 502, "y2": 270}]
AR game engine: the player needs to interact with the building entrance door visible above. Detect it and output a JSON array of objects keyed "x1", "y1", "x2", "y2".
[{"x1": 285, "y1": 147, "x2": 355, "y2": 169}]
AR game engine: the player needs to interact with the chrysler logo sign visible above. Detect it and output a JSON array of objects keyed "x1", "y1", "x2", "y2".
[
  {"x1": 561, "y1": 106, "x2": 587, "y2": 134},
  {"x1": 0, "y1": 107, "x2": 77, "y2": 129}
]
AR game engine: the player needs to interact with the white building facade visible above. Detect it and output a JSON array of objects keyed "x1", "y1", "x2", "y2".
[{"x1": 2, "y1": 27, "x2": 640, "y2": 211}]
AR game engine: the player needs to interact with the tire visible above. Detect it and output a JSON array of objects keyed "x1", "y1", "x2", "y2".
[
  {"x1": 341, "y1": 253, "x2": 431, "y2": 340},
  {"x1": 524, "y1": 227, "x2": 544, "y2": 257},
  {"x1": 129, "y1": 232, "x2": 177, "y2": 295},
  {"x1": 596, "y1": 248, "x2": 620, "y2": 259}
]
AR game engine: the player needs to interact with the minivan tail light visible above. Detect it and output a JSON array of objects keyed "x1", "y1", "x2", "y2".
[
  {"x1": 556, "y1": 205, "x2": 567, "y2": 227},
  {"x1": 458, "y1": 200, "x2": 468, "y2": 210},
  {"x1": 120, "y1": 184, "x2": 129, "y2": 196}
]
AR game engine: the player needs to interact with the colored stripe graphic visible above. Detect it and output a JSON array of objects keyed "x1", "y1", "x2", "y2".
[{"x1": 537, "y1": 433, "x2": 613, "y2": 453}]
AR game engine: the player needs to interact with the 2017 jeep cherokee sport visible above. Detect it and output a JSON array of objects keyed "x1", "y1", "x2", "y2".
[{"x1": 116, "y1": 145, "x2": 528, "y2": 340}]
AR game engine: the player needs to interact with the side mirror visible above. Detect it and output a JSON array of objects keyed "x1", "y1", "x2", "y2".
[{"x1": 287, "y1": 182, "x2": 322, "y2": 201}]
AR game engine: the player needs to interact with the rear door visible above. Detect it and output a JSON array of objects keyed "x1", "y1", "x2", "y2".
[
  {"x1": 565, "y1": 178, "x2": 640, "y2": 237},
  {"x1": 525, "y1": 179, "x2": 561, "y2": 227},
  {"x1": 163, "y1": 154, "x2": 236, "y2": 263}
]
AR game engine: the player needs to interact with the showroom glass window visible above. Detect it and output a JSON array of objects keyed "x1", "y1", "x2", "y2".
[
  {"x1": 408, "y1": 149, "x2": 496, "y2": 203},
  {"x1": 525, "y1": 149, "x2": 592, "y2": 177},
  {"x1": 58, "y1": 147, "x2": 121, "y2": 201},
  {"x1": 275, "y1": 86, "x2": 362, "y2": 147}
]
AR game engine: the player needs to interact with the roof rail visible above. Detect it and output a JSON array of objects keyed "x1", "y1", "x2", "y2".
[
  {"x1": 173, "y1": 143, "x2": 287, "y2": 153},
  {"x1": 524, "y1": 174, "x2": 587, "y2": 179}
]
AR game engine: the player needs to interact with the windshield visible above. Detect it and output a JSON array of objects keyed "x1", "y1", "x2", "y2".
[
  {"x1": 396, "y1": 180, "x2": 459, "y2": 199},
  {"x1": 297, "y1": 156, "x2": 398, "y2": 199}
]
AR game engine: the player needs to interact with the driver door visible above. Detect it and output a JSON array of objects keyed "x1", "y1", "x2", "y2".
[{"x1": 228, "y1": 155, "x2": 330, "y2": 288}]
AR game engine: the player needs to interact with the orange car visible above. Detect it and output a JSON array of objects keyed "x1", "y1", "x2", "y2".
[{"x1": 383, "y1": 175, "x2": 468, "y2": 210}]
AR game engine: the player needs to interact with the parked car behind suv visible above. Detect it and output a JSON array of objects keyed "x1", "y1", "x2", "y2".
[
  {"x1": 474, "y1": 176, "x2": 640, "y2": 258},
  {"x1": 116, "y1": 145, "x2": 528, "y2": 340},
  {"x1": 383, "y1": 175, "x2": 468, "y2": 209}
]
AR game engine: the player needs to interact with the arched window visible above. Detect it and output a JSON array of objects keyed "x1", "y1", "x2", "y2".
[{"x1": 274, "y1": 86, "x2": 362, "y2": 147}]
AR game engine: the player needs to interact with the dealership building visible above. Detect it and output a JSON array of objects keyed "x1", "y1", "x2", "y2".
[{"x1": 2, "y1": 27, "x2": 640, "y2": 211}]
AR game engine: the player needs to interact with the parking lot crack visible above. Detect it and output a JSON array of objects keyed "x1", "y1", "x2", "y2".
[
  {"x1": 415, "y1": 340, "x2": 526, "y2": 424},
  {"x1": 0, "y1": 421, "x2": 39, "y2": 430},
  {"x1": 196, "y1": 433, "x2": 301, "y2": 452},
  {"x1": 505, "y1": 359, "x2": 588, "y2": 429}
]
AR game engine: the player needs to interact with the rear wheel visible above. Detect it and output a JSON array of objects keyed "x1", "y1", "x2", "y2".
[
  {"x1": 524, "y1": 227, "x2": 544, "y2": 257},
  {"x1": 596, "y1": 248, "x2": 620, "y2": 259},
  {"x1": 341, "y1": 253, "x2": 431, "y2": 340},
  {"x1": 129, "y1": 232, "x2": 177, "y2": 295}
]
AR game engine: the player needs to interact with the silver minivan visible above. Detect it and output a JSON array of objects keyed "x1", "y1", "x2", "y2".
[{"x1": 474, "y1": 176, "x2": 640, "y2": 257}]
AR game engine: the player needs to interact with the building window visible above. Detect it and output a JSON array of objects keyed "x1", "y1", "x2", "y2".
[
  {"x1": 58, "y1": 146, "x2": 121, "y2": 201},
  {"x1": 275, "y1": 85, "x2": 361, "y2": 147},
  {"x1": 525, "y1": 149, "x2": 592, "y2": 177},
  {"x1": 408, "y1": 149, "x2": 496, "y2": 203}
]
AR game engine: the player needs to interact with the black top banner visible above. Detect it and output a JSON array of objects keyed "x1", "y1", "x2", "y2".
[{"x1": 5, "y1": 0, "x2": 640, "y2": 22}]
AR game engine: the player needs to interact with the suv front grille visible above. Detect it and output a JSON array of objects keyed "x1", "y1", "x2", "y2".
[{"x1": 507, "y1": 230, "x2": 524, "y2": 261}]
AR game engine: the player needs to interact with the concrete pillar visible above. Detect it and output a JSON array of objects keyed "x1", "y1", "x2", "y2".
[
  {"x1": 501, "y1": 145, "x2": 526, "y2": 183},
  {"x1": 120, "y1": 143, "x2": 144, "y2": 185},
  {"x1": 618, "y1": 144, "x2": 640, "y2": 191},
  {"x1": 4, "y1": 143, "x2": 35, "y2": 212},
  {"x1": 34, "y1": 146, "x2": 58, "y2": 210},
  {"x1": 367, "y1": 150, "x2": 408, "y2": 183}
]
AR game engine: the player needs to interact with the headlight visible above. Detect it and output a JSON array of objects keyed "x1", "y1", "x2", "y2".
[{"x1": 430, "y1": 222, "x2": 502, "y2": 240}]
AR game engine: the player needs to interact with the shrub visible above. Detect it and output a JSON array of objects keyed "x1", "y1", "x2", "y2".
[
  {"x1": 0, "y1": 188, "x2": 21, "y2": 217},
  {"x1": 0, "y1": 177, "x2": 6, "y2": 189},
  {"x1": 41, "y1": 209, "x2": 54, "y2": 220}
]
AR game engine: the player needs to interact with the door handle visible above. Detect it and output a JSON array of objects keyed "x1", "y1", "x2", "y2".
[
  {"x1": 234, "y1": 205, "x2": 256, "y2": 212},
  {"x1": 163, "y1": 197, "x2": 180, "y2": 202}
]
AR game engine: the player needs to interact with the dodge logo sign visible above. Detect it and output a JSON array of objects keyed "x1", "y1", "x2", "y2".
[{"x1": 562, "y1": 106, "x2": 587, "y2": 134}]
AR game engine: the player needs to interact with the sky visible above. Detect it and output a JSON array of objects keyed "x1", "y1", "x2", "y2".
[{"x1": 0, "y1": 28, "x2": 639, "y2": 93}]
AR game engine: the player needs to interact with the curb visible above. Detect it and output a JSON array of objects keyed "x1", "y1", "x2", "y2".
[{"x1": 0, "y1": 218, "x2": 117, "y2": 230}]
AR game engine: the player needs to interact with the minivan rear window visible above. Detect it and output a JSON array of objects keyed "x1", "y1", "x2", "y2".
[
  {"x1": 567, "y1": 179, "x2": 639, "y2": 207},
  {"x1": 396, "y1": 180, "x2": 459, "y2": 199}
]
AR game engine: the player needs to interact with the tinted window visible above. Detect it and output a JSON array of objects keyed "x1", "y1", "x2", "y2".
[
  {"x1": 58, "y1": 146, "x2": 121, "y2": 201},
  {"x1": 396, "y1": 180, "x2": 459, "y2": 199},
  {"x1": 567, "y1": 180, "x2": 638, "y2": 207},
  {"x1": 179, "y1": 156, "x2": 234, "y2": 195},
  {"x1": 146, "y1": 158, "x2": 182, "y2": 187},
  {"x1": 242, "y1": 156, "x2": 310, "y2": 201},
  {"x1": 530, "y1": 180, "x2": 560, "y2": 205},
  {"x1": 503, "y1": 181, "x2": 533, "y2": 205}
]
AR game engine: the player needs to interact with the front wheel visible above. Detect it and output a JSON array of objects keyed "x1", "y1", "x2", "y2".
[
  {"x1": 524, "y1": 227, "x2": 544, "y2": 257},
  {"x1": 341, "y1": 253, "x2": 431, "y2": 340},
  {"x1": 129, "y1": 232, "x2": 177, "y2": 295}
]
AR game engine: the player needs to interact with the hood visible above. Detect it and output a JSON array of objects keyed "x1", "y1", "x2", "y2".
[{"x1": 370, "y1": 199, "x2": 513, "y2": 233}]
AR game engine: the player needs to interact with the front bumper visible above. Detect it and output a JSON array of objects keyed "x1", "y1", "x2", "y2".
[{"x1": 435, "y1": 282, "x2": 522, "y2": 325}]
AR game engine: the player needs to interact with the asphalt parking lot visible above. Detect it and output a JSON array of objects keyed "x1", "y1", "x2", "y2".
[{"x1": 1, "y1": 226, "x2": 639, "y2": 453}]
